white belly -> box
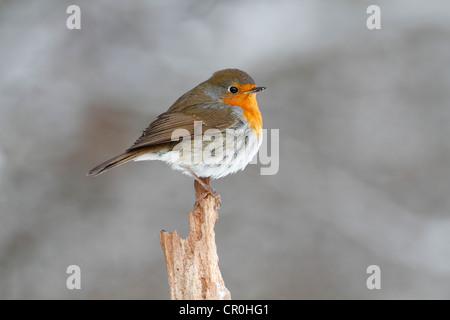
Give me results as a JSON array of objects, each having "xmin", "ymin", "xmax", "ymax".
[{"xmin": 134, "ymin": 126, "xmax": 263, "ymax": 179}]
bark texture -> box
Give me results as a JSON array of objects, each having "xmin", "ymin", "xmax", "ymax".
[{"xmin": 159, "ymin": 178, "xmax": 231, "ymax": 300}]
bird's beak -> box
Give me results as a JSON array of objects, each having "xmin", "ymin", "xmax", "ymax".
[{"xmin": 245, "ymin": 86, "xmax": 266, "ymax": 94}]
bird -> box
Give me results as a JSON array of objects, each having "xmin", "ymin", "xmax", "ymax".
[{"xmin": 87, "ymin": 68, "xmax": 266, "ymax": 202}]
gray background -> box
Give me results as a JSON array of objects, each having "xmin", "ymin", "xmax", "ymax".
[{"xmin": 1, "ymin": 0, "xmax": 449, "ymax": 299}]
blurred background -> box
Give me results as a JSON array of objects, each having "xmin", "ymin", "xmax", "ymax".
[{"xmin": 1, "ymin": 0, "xmax": 449, "ymax": 299}]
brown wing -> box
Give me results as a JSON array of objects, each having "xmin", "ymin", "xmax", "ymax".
[{"xmin": 127, "ymin": 110, "xmax": 237, "ymax": 151}]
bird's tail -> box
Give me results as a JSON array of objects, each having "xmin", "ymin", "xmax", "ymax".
[{"xmin": 87, "ymin": 149, "xmax": 147, "ymax": 177}]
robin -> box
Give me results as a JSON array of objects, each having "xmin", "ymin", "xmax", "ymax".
[{"xmin": 88, "ymin": 68, "xmax": 266, "ymax": 202}]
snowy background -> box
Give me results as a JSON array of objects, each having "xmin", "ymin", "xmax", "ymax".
[{"xmin": 1, "ymin": 0, "xmax": 449, "ymax": 299}]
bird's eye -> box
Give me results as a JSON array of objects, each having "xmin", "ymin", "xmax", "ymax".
[{"xmin": 228, "ymin": 86, "xmax": 238, "ymax": 94}]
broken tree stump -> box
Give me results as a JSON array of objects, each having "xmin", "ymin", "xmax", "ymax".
[{"xmin": 159, "ymin": 177, "xmax": 231, "ymax": 300}]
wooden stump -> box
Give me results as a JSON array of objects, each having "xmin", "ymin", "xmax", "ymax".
[{"xmin": 159, "ymin": 178, "xmax": 231, "ymax": 300}]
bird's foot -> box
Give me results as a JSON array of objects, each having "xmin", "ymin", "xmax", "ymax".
[
  {"xmin": 182, "ymin": 166, "xmax": 221, "ymax": 208},
  {"xmin": 195, "ymin": 187, "xmax": 221, "ymax": 208}
]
